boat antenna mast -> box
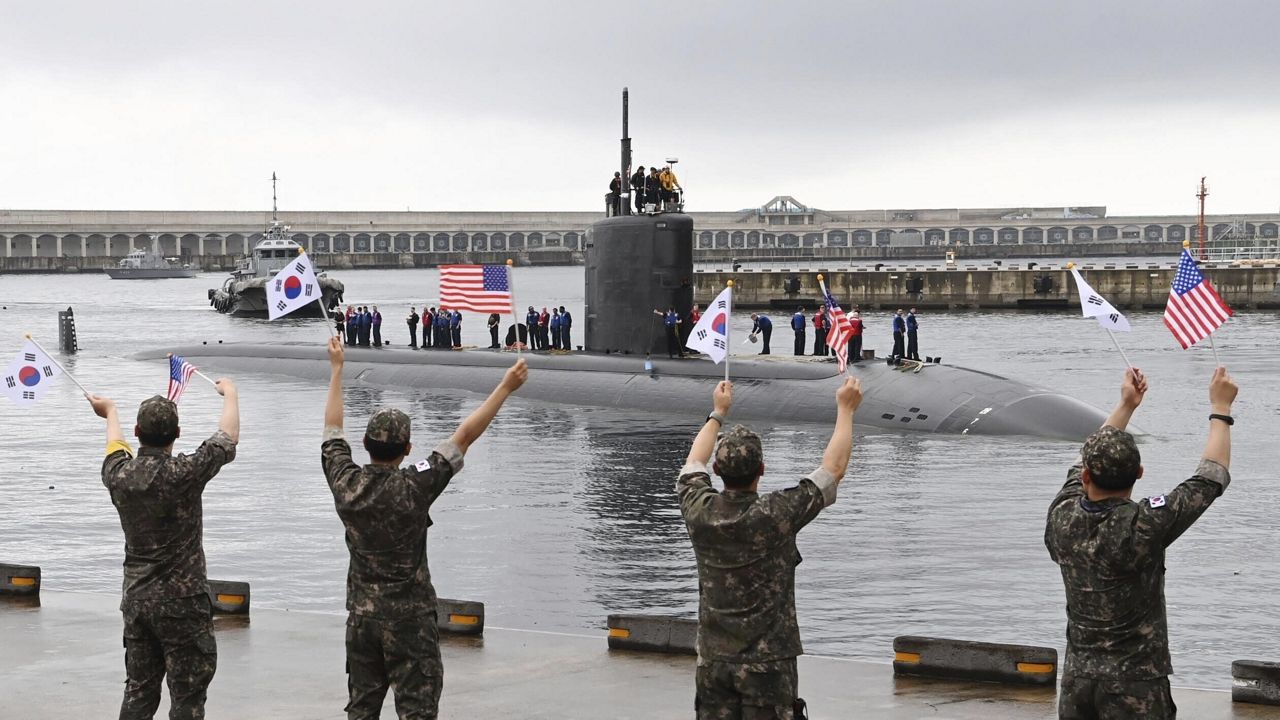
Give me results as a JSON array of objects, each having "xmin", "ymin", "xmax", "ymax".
[
  {"xmin": 621, "ymin": 88, "xmax": 632, "ymax": 216},
  {"xmin": 271, "ymin": 171, "xmax": 279, "ymax": 223},
  {"xmin": 1196, "ymin": 176, "xmax": 1208, "ymax": 261}
]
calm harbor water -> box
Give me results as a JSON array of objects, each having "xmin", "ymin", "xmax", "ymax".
[{"xmin": 0, "ymin": 266, "xmax": 1276, "ymax": 688}]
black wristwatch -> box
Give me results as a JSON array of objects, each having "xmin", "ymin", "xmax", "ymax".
[
  {"xmin": 707, "ymin": 412, "xmax": 726, "ymax": 425},
  {"xmin": 1209, "ymin": 413, "xmax": 1234, "ymax": 426}
]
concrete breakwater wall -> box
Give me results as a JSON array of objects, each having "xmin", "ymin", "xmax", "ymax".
[
  {"xmin": 697, "ymin": 240, "xmax": 1190, "ymax": 263},
  {"xmin": 696, "ymin": 264, "xmax": 1280, "ymax": 310},
  {"xmin": 0, "ymin": 249, "xmax": 582, "ymax": 274}
]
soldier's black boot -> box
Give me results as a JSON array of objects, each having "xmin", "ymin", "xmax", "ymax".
[{"xmin": 793, "ymin": 697, "xmax": 808, "ymax": 719}]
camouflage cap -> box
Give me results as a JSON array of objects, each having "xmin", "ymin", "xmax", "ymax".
[
  {"xmin": 365, "ymin": 408, "xmax": 411, "ymax": 445},
  {"xmin": 714, "ymin": 424, "xmax": 764, "ymax": 481},
  {"xmin": 137, "ymin": 395, "xmax": 179, "ymax": 436},
  {"xmin": 1081, "ymin": 425, "xmax": 1141, "ymax": 488}
]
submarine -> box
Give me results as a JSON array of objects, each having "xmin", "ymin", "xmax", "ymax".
[{"xmin": 143, "ymin": 90, "xmax": 1108, "ymax": 442}]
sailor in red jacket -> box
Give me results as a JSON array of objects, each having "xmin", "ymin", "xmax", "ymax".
[
  {"xmin": 848, "ymin": 311, "xmax": 864, "ymax": 363},
  {"xmin": 812, "ymin": 309, "xmax": 828, "ymax": 357}
]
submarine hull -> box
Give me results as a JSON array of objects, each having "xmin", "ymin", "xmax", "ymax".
[{"xmin": 141, "ymin": 343, "xmax": 1107, "ymax": 441}]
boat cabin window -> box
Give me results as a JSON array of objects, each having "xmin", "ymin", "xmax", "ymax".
[{"xmin": 275, "ymin": 249, "xmax": 292, "ymax": 258}]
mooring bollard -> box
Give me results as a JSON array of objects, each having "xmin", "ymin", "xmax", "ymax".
[
  {"xmin": 437, "ymin": 598, "xmax": 484, "ymax": 635},
  {"xmin": 0, "ymin": 563, "xmax": 41, "ymax": 597},
  {"xmin": 1233, "ymin": 660, "xmax": 1280, "ymax": 706},
  {"xmin": 893, "ymin": 636, "xmax": 1058, "ymax": 686},
  {"xmin": 606, "ymin": 614, "xmax": 697, "ymax": 655},
  {"xmin": 207, "ymin": 579, "xmax": 250, "ymax": 615}
]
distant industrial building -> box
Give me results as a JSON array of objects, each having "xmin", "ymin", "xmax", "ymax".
[{"xmin": 2, "ymin": 197, "xmax": 1277, "ymax": 258}]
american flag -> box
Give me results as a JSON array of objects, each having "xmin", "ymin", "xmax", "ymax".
[
  {"xmin": 1163, "ymin": 249, "xmax": 1233, "ymax": 349},
  {"xmin": 439, "ymin": 265, "xmax": 513, "ymax": 314},
  {"xmin": 167, "ymin": 355, "xmax": 198, "ymax": 404},
  {"xmin": 823, "ymin": 292, "xmax": 855, "ymax": 373}
]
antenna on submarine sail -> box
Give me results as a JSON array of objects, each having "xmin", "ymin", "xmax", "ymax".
[{"xmin": 584, "ymin": 89, "xmax": 694, "ymax": 356}]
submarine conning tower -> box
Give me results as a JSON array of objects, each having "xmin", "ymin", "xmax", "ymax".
[{"xmin": 584, "ymin": 213, "xmax": 694, "ymax": 356}]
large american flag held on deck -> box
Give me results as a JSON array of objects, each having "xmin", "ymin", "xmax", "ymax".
[
  {"xmin": 439, "ymin": 265, "xmax": 513, "ymax": 314},
  {"xmin": 167, "ymin": 355, "xmax": 198, "ymax": 404},
  {"xmin": 1163, "ymin": 249, "xmax": 1233, "ymax": 349},
  {"xmin": 823, "ymin": 292, "xmax": 855, "ymax": 373}
]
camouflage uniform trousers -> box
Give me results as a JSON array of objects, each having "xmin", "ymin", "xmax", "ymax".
[
  {"xmin": 695, "ymin": 659, "xmax": 802, "ymax": 720},
  {"xmin": 119, "ymin": 594, "xmax": 217, "ymax": 720},
  {"xmin": 345, "ymin": 611, "xmax": 443, "ymax": 720},
  {"xmin": 1059, "ymin": 675, "xmax": 1177, "ymax": 719}
]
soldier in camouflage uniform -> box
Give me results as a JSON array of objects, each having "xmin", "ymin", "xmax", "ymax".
[
  {"xmin": 321, "ymin": 336, "xmax": 527, "ymax": 719},
  {"xmin": 676, "ymin": 377, "xmax": 862, "ymax": 720},
  {"xmin": 88, "ymin": 381, "xmax": 240, "ymax": 720},
  {"xmin": 1046, "ymin": 366, "xmax": 1237, "ymax": 719}
]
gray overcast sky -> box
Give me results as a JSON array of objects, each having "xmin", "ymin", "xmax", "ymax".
[{"xmin": 2, "ymin": 0, "xmax": 1277, "ymax": 215}]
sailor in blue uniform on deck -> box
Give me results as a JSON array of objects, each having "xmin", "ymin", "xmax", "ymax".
[
  {"xmin": 791, "ymin": 307, "xmax": 806, "ymax": 356},
  {"xmin": 891, "ymin": 309, "xmax": 906, "ymax": 358},
  {"xmin": 906, "ymin": 307, "xmax": 920, "ymax": 361},
  {"xmin": 750, "ymin": 314, "xmax": 772, "ymax": 355}
]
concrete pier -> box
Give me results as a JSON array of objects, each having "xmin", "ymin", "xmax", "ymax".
[
  {"xmin": 2, "ymin": 592, "xmax": 1270, "ymax": 719},
  {"xmin": 697, "ymin": 264, "xmax": 1280, "ymax": 310}
]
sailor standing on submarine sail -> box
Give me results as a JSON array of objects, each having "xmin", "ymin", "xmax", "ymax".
[
  {"xmin": 322, "ymin": 336, "xmax": 527, "ymax": 719},
  {"xmin": 676, "ymin": 376, "xmax": 860, "ymax": 720},
  {"xmin": 891, "ymin": 309, "xmax": 906, "ymax": 358},
  {"xmin": 1046, "ymin": 366, "xmax": 1238, "ymax": 720},
  {"xmin": 90, "ymin": 380, "xmax": 240, "ymax": 720}
]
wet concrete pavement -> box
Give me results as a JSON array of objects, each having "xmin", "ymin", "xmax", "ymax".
[{"xmin": 2, "ymin": 592, "xmax": 1273, "ymax": 719}]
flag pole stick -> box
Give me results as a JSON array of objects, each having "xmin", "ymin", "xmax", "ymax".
[
  {"xmin": 507, "ymin": 260, "xmax": 521, "ymax": 358},
  {"xmin": 303, "ymin": 250, "xmax": 338, "ymax": 338},
  {"xmin": 1105, "ymin": 330, "xmax": 1133, "ymax": 369},
  {"xmin": 167, "ymin": 353, "xmax": 218, "ymax": 388},
  {"xmin": 23, "ymin": 333, "xmax": 91, "ymax": 396},
  {"xmin": 1207, "ymin": 331, "xmax": 1221, "ymax": 366},
  {"xmin": 724, "ymin": 280, "xmax": 733, "ymax": 383}
]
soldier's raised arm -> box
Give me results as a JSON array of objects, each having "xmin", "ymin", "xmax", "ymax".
[
  {"xmin": 448, "ymin": 358, "xmax": 527, "ymax": 454},
  {"xmin": 819, "ymin": 377, "xmax": 860, "ymax": 487},
  {"xmin": 324, "ymin": 336, "xmax": 346, "ymax": 434},
  {"xmin": 214, "ymin": 378, "xmax": 239, "ymax": 444}
]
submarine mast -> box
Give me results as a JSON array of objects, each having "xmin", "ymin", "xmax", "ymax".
[{"xmin": 584, "ymin": 90, "xmax": 694, "ymax": 356}]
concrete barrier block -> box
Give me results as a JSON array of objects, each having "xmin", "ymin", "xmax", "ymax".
[
  {"xmin": 207, "ymin": 579, "xmax": 250, "ymax": 615},
  {"xmin": 893, "ymin": 635, "xmax": 1057, "ymax": 686},
  {"xmin": 0, "ymin": 563, "xmax": 41, "ymax": 597},
  {"xmin": 1233, "ymin": 660, "xmax": 1280, "ymax": 706},
  {"xmin": 606, "ymin": 614, "xmax": 697, "ymax": 655},
  {"xmin": 437, "ymin": 598, "xmax": 484, "ymax": 635}
]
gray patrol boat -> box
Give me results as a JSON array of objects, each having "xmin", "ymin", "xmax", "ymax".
[
  {"xmin": 208, "ymin": 176, "xmax": 344, "ymax": 317},
  {"xmin": 105, "ymin": 237, "xmax": 197, "ymax": 279}
]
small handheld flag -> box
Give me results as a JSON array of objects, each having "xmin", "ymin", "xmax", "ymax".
[
  {"xmin": 1069, "ymin": 267, "xmax": 1131, "ymax": 332},
  {"xmin": 817, "ymin": 275, "xmax": 854, "ymax": 373},
  {"xmin": 166, "ymin": 355, "xmax": 199, "ymax": 403},
  {"xmin": 686, "ymin": 285, "xmax": 733, "ymax": 367},
  {"xmin": 267, "ymin": 251, "xmax": 324, "ymax": 320},
  {"xmin": 1163, "ymin": 248, "xmax": 1233, "ymax": 350},
  {"xmin": 3, "ymin": 339, "xmax": 64, "ymax": 406}
]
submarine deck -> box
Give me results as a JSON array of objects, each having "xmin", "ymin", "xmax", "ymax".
[{"xmin": 3, "ymin": 592, "xmax": 1269, "ymax": 719}]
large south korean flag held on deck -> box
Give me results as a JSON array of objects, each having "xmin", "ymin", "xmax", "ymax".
[
  {"xmin": 1070, "ymin": 267, "xmax": 1131, "ymax": 332},
  {"xmin": 267, "ymin": 251, "xmax": 322, "ymax": 319},
  {"xmin": 2, "ymin": 340, "xmax": 61, "ymax": 406},
  {"xmin": 686, "ymin": 286, "xmax": 732, "ymax": 364}
]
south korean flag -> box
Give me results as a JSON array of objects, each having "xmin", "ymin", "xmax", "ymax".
[
  {"xmin": 685, "ymin": 286, "xmax": 732, "ymax": 364},
  {"xmin": 2, "ymin": 340, "xmax": 61, "ymax": 407},
  {"xmin": 266, "ymin": 251, "xmax": 322, "ymax": 320},
  {"xmin": 1070, "ymin": 267, "xmax": 1131, "ymax": 332}
]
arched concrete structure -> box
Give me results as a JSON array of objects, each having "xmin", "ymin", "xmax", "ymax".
[
  {"xmin": 948, "ymin": 228, "xmax": 969, "ymax": 245},
  {"xmin": 1047, "ymin": 227, "xmax": 1068, "ymax": 244},
  {"xmin": 803, "ymin": 232, "xmax": 822, "ymax": 247},
  {"xmin": 973, "ymin": 228, "xmax": 994, "ymax": 245},
  {"xmin": 452, "ymin": 232, "xmax": 469, "ymax": 251},
  {"xmin": 715, "ymin": 231, "xmax": 729, "ymax": 248},
  {"xmin": 1023, "ymin": 227, "xmax": 1044, "ymax": 244},
  {"xmin": 1073, "ymin": 226, "xmax": 1094, "ymax": 242},
  {"xmin": 853, "ymin": 230, "xmax": 873, "ymax": 246},
  {"xmin": 491, "ymin": 232, "xmax": 507, "ymax": 251},
  {"xmin": 997, "ymin": 227, "xmax": 1018, "ymax": 245},
  {"xmin": 1144, "ymin": 224, "xmax": 1164, "ymax": 242},
  {"xmin": 472, "ymin": 233, "xmax": 488, "ymax": 251}
]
